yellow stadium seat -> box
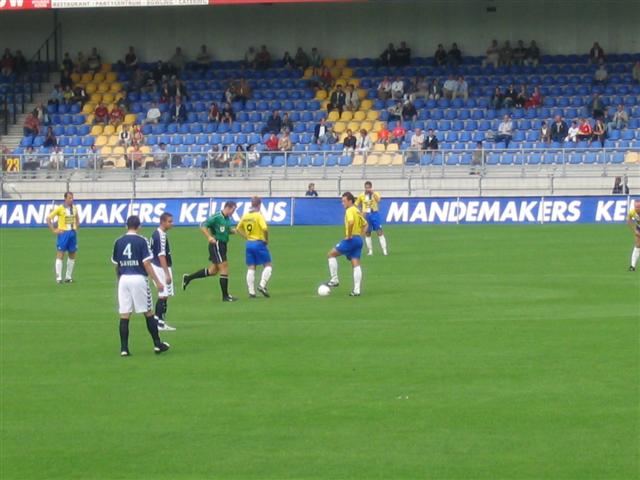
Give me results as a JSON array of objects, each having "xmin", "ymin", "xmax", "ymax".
[
  {"xmin": 333, "ymin": 121, "xmax": 346, "ymax": 133},
  {"xmin": 373, "ymin": 121, "xmax": 385, "ymax": 131},
  {"xmin": 352, "ymin": 154, "xmax": 365, "ymax": 166},
  {"xmin": 341, "ymin": 68, "xmax": 353, "ymax": 78},
  {"xmin": 113, "ymin": 146, "xmax": 125, "ymax": 155},
  {"xmin": 110, "ymin": 83, "xmax": 122, "ymax": 93},
  {"xmin": 100, "ymin": 146, "xmax": 112, "ymax": 156},
  {"xmin": 323, "ymin": 58, "xmax": 335, "ymax": 68},
  {"xmin": 103, "ymin": 125, "xmax": 116, "ymax": 136},
  {"xmin": 81, "ymin": 73, "xmax": 93, "ymax": 83},
  {"xmin": 373, "ymin": 143, "xmax": 386, "ymax": 152},
  {"xmin": 105, "ymin": 72, "xmax": 117, "ymax": 83},
  {"xmin": 93, "ymin": 72, "xmax": 105, "ymax": 83},
  {"xmin": 102, "ymin": 93, "xmax": 114, "ymax": 104},
  {"xmin": 141, "ymin": 146, "xmax": 152, "ymax": 154},
  {"xmin": 369, "ymin": 132, "xmax": 379, "ymax": 143},
  {"xmin": 391, "ymin": 154, "xmax": 404, "ymax": 165},
  {"xmin": 334, "ymin": 59, "xmax": 347, "ymax": 68},
  {"xmin": 360, "ymin": 121, "xmax": 373, "ymax": 132},
  {"xmin": 361, "ymin": 99, "xmax": 373, "ymax": 111},
  {"xmin": 70, "ymin": 73, "xmax": 81, "ymax": 83},
  {"xmin": 334, "ymin": 78, "xmax": 346, "ymax": 87},
  {"xmin": 82, "ymin": 103, "xmax": 95, "ymax": 115},
  {"xmin": 346, "ymin": 121, "xmax": 360, "ymax": 132},
  {"xmin": 367, "ymin": 110, "xmax": 380, "ymax": 121},
  {"xmin": 387, "ymin": 143, "xmax": 399, "ymax": 152},
  {"xmin": 90, "ymin": 93, "xmax": 102, "ymax": 103},
  {"xmin": 327, "ymin": 111, "xmax": 340, "ymax": 122},
  {"xmin": 100, "ymin": 63, "xmax": 112, "ymax": 72},
  {"xmin": 315, "ymin": 90, "xmax": 327, "ymax": 101},
  {"xmin": 321, "ymin": 100, "xmax": 330, "ymax": 110},
  {"xmin": 358, "ymin": 89, "xmax": 369, "ymax": 102},
  {"xmin": 338, "ymin": 132, "xmax": 348, "ymax": 143},
  {"xmin": 353, "ymin": 111, "xmax": 366, "ymax": 121},
  {"xmin": 366, "ymin": 153, "xmax": 380, "ymax": 166},
  {"xmin": 108, "ymin": 135, "xmax": 119, "ymax": 146},
  {"xmin": 85, "ymin": 83, "xmax": 97, "ymax": 94},
  {"xmin": 90, "ymin": 125, "xmax": 103, "ymax": 136},
  {"xmin": 303, "ymin": 67, "xmax": 314, "ymax": 79},
  {"xmin": 340, "ymin": 111, "xmax": 353, "ymax": 121},
  {"xmin": 114, "ymin": 124, "xmax": 124, "ymax": 134},
  {"xmin": 124, "ymin": 114, "xmax": 137, "ymax": 125},
  {"xmin": 115, "ymin": 158, "xmax": 127, "ymax": 168},
  {"xmin": 85, "ymin": 114, "xmax": 95, "ymax": 124},
  {"xmin": 346, "ymin": 77, "xmax": 358, "ymax": 87},
  {"xmin": 330, "ymin": 67, "xmax": 341, "ymax": 78},
  {"xmin": 95, "ymin": 135, "xmax": 108, "ymax": 147},
  {"xmin": 378, "ymin": 154, "xmax": 392, "ymax": 166},
  {"xmin": 97, "ymin": 83, "xmax": 109, "ymax": 93},
  {"xmin": 624, "ymin": 152, "xmax": 639, "ymax": 163}
]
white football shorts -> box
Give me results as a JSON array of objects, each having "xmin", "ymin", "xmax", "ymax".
[
  {"xmin": 118, "ymin": 275, "xmax": 152, "ymax": 314},
  {"xmin": 151, "ymin": 264, "xmax": 174, "ymax": 297}
]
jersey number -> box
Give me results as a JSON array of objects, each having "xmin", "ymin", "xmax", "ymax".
[
  {"xmin": 246, "ymin": 224, "xmax": 253, "ymax": 232},
  {"xmin": 123, "ymin": 243, "xmax": 132, "ymax": 259}
]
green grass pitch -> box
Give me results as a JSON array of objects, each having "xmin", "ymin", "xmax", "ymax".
[{"xmin": 1, "ymin": 224, "xmax": 638, "ymax": 479}]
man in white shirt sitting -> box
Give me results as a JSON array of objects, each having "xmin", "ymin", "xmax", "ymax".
[
  {"xmin": 495, "ymin": 114, "xmax": 514, "ymax": 148},
  {"xmin": 391, "ymin": 76, "xmax": 404, "ymax": 100},
  {"xmin": 47, "ymin": 146, "xmax": 65, "ymax": 170},
  {"xmin": 442, "ymin": 75, "xmax": 458, "ymax": 99},
  {"xmin": 453, "ymin": 76, "xmax": 469, "ymax": 101},
  {"xmin": 144, "ymin": 102, "xmax": 161, "ymax": 125}
]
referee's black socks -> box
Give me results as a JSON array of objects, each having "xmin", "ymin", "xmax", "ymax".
[
  {"xmin": 119, "ymin": 319, "xmax": 129, "ymax": 351},
  {"xmin": 187, "ymin": 268, "xmax": 209, "ymax": 281},
  {"xmin": 155, "ymin": 298, "xmax": 167, "ymax": 320},
  {"xmin": 145, "ymin": 314, "xmax": 162, "ymax": 346},
  {"xmin": 220, "ymin": 275, "xmax": 229, "ymax": 297}
]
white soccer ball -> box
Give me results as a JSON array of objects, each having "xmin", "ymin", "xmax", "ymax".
[{"xmin": 317, "ymin": 284, "xmax": 331, "ymax": 296}]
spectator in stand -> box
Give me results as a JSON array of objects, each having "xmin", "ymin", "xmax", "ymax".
[
  {"xmin": 310, "ymin": 47, "xmax": 322, "ymax": 68},
  {"xmin": 525, "ymin": 86, "xmax": 542, "ymax": 109},
  {"xmin": 246, "ymin": 144, "xmax": 260, "ymax": 167},
  {"xmin": 232, "ymin": 145, "xmax": 246, "ymax": 171},
  {"xmin": 491, "ymin": 86, "xmax": 505, "ymax": 109},
  {"xmin": 566, "ymin": 120, "xmax": 579, "ymax": 142},
  {"xmin": 396, "ymin": 41, "xmax": 411, "ymax": 67},
  {"xmin": 256, "ymin": 45, "xmax": 271, "ymax": 70},
  {"xmin": 132, "ymin": 125, "xmax": 144, "ymax": 147},
  {"xmin": 345, "ymin": 84, "xmax": 360, "ymax": 112},
  {"xmin": 392, "ymin": 122, "xmax": 406, "ymax": 145},
  {"xmin": 411, "ymin": 76, "xmax": 429, "ymax": 101},
  {"xmin": 428, "ymin": 79, "xmax": 441, "ymax": 100},
  {"xmin": 294, "ymin": 48, "xmax": 309, "ymax": 69},
  {"xmin": 387, "ymin": 101, "xmax": 402, "ymax": 122},
  {"xmin": 22, "ymin": 146, "xmax": 39, "ymax": 171},
  {"xmin": 159, "ymin": 82, "xmax": 172, "ymax": 103},
  {"xmin": 594, "ymin": 60, "xmax": 608, "ymax": 84},
  {"xmin": 343, "ymin": 129, "xmax": 356, "ymax": 154},
  {"xmin": 224, "ymin": 83, "xmax": 236, "ymax": 105},
  {"xmin": 447, "ymin": 43, "xmax": 462, "ymax": 68},
  {"xmin": 262, "ymin": 110, "xmax": 282, "ymax": 135},
  {"xmin": 524, "ymin": 40, "xmax": 540, "ymax": 67},
  {"xmin": 220, "ymin": 146, "xmax": 232, "ymax": 170},
  {"xmin": 278, "ymin": 132, "xmax": 293, "ymax": 152},
  {"xmin": 196, "ymin": 45, "xmax": 212, "ymax": 71},
  {"xmin": 116, "ymin": 91, "xmax": 130, "ymax": 112},
  {"xmin": 110, "ymin": 104, "xmax": 125, "ymax": 126},
  {"xmin": 550, "ymin": 115, "xmax": 568, "ymax": 143},
  {"xmin": 265, "ymin": 133, "xmax": 279, "ymax": 151},
  {"xmin": 500, "ymin": 41, "xmax": 513, "ymax": 67},
  {"xmin": 173, "ymin": 79, "xmax": 188, "ymax": 100},
  {"xmin": 94, "ymin": 103, "xmax": 109, "ymax": 124},
  {"xmin": 221, "ymin": 103, "xmax": 235, "ymax": 124},
  {"xmin": 633, "ymin": 61, "xmax": 640, "ymax": 84},
  {"xmin": 612, "ymin": 176, "xmax": 630, "ymax": 195},
  {"xmin": 119, "ymin": 124, "xmax": 132, "ymax": 147},
  {"xmin": 129, "ymin": 68, "xmax": 150, "ymax": 93},
  {"xmin": 356, "ymin": 129, "xmax": 373, "ymax": 154},
  {"xmin": 513, "ymin": 40, "xmax": 527, "ymax": 66},
  {"xmin": 144, "ymin": 102, "xmax": 162, "ymax": 125},
  {"xmin": 49, "ymin": 85, "xmax": 63, "ymax": 106},
  {"xmin": 423, "ymin": 129, "xmax": 438, "ymax": 151},
  {"xmin": 377, "ymin": 123, "xmax": 391, "ymax": 145},
  {"xmin": 124, "ymin": 46, "xmax": 138, "ymax": 70},
  {"xmin": 169, "ymin": 47, "xmax": 187, "ymax": 72},
  {"xmin": 13, "ymin": 50, "xmax": 26, "ymax": 77},
  {"xmin": 442, "ymin": 75, "xmax": 457, "ymax": 99},
  {"xmin": 503, "ymin": 84, "xmax": 517, "ymax": 108},
  {"xmin": 75, "ymin": 51, "xmax": 88, "ymax": 74},
  {"xmin": 379, "ymin": 43, "xmax": 396, "ymax": 67},
  {"xmin": 539, "ymin": 121, "xmax": 551, "ymax": 144},
  {"xmin": 608, "ymin": 104, "xmax": 629, "ymax": 134},
  {"xmin": 72, "ymin": 85, "xmax": 87, "ymax": 105},
  {"xmin": 87, "ymin": 47, "xmax": 101, "ymax": 73},
  {"xmin": 434, "ymin": 44, "xmax": 447, "ymax": 67},
  {"xmin": 151, "ymin": 143, "xmax": 170, "ymax": 169},
  {"xmin": 588, "ymin": 93, "xmax": 606, "ymax": 119},
  {"xmin": 236, "ymin": 78, "xmax": 251, "ymax": 106},
  {"xmin": 482, "ymin": 40, "xmax": 500, "ymax": 68},
  {"xmin": 205, "ymin": 102, "xmax": 219, "ymax": 123},
  {"xmin": 402, "ymin": 100, "xmax": 418, "ymax": 122},
  {"xmin": 152, "ymin": 61, "xmax": 168, "ymax": 84},
  {"xmin": 593, "ymin": 118, "xmax": 606, "ymax": 146},
  {"xmin": 471, "ymin": 141, "xmax": 484, "ymax": 174},
  {"xmin": 126, "ymin": 144, "xmax": 144, "ymax": 169},
  {"xmin": 48, "ymin": 147, "xmax": 65, "ymax": 171},
  {"xmin": 576, "ymin": 118, "xmax": 593, "ymax": 142},
  {"xmin": 1, "ymin": 49, "xmax": 14, "ymax": 77},
  {"xmin": 453, "ymin": 76, "xmax": 469, "ymax": 101},
  {"xmin": 318, "ymin": 66, "xmax": 333, "ymax": 91},
  {"xmin": 169, "ymin": 97, "xmax": 187, "ymax": 123},
  {"xmin": 281, "ymin": 112, "xmax": 293, "ymax": 134},
  {"xmin": 495, "ymin": 114, "xmax": 514, "ymax": 147},
  {"xmin": 515, "ymin": 85, "xmax": 527, "ymax": 108},
  {"xmin": 206, "ymin": 144, "xmax": 222, "ymax": 169},
  {"xmin": 43, "ymin": 127, "xmax": 57, "ymax": 148},
  {"xmin": 61, "ymin": 52, "xmax": 74, "ymax": 73},
  {"xmin": 62, "ymin": 85, "xmax": 73, "ymax": 104},
  {"xmin": 407, "ymin": 127, "xmax": 425, "ymax": 163},
  {"xmin": 305, "ymin": 183, "xmax": 319, "ymax": 197},
  {"xmin": 244, "ymin": 47, "xmax": 257, "ymax": 69},
  {"xmin": 314, "ymin": 118, "xmax": 328, "ymax": 144},
  {"xmin": 33, "ymin": 104, "xmax": 49, "ymax": 125},
  {"xmin": 60, "ymin": 68, "xmax": 73, "ymax": 90},
  {"xmin": 282, "ymin": 51, "xmax": 295, "ymax": 70},
  {"xmin": 391, "ymin": 76, "xmax": 404, "ymax": 100},
  {"xmin": 328, "ymin": 85, "xmax": 346, "ymax": 115},
  {"xmin": 377, "ymin": 76, "xmax": 392, "ymax": 100},
  {"xmin": 589, "ymin": 42, "xmax": 605, "ymax": 64}
]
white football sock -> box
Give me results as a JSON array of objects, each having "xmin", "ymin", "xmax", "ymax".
[
  {"xmin": 65, "ymin": 258, "xmax": 75, "ymax": 279},
  {"xmin": 55, "ymin": 259, "xmax": 63, "ymax": 280},
  {"xmin": 328, "ymin": 257, "xmax": 339, "ymax": 283},
  {"xmin": 365, "ymin": 236, "xmax": 373, "ymax": 254},
  {"xmin": 379, "ymin": 235, "xmax": 388, "ymax": 254},
  {"xmin": 632, "ymin": 247, "xmax": 640, "ymax": 268},
  {"xmin": 259, "ymin": 266, "xmax": 272, "ymax": 288},
  {"xmin": 353, "ymin": 265, "xmax": 362, "ymax": 294},
  {"xmin": 246, "ymin": 269, "xmax": 256, "ymax": 295}
]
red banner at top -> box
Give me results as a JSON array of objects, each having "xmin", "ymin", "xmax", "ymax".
[{"xmin": 0, "ymin": 0, "xmax": 51, "ymax": 9}]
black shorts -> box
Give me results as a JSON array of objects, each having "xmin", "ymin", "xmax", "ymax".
[{"xmin": 208, "ymin": 241, "xmax": 228, "ymax": 264}]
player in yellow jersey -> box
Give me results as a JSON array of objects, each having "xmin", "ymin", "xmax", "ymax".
[
  {"xmin": 46, "ymin": 191, "xmax": 79, "ymax": 283},
  {"xmin": 355, "ymin": 181, "xmax": 388, "ymax": 256},
  {"xmin": 326, "ymin": 192, "xmax": 368, "ymax": 296},
  {"xmin": 236, "ymin": 196, "xmax": 273, "ymax": 297},
  {"xmin": 627, "ymin": 199, "xmax": 640, "ymax": 271}
]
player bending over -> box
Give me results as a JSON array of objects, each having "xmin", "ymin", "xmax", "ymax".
[
  {"xmin": 112, "ymin": 215, "xmax": 170, "ymax": 357},
  {"xmin": 356, "ymin": 181, "xmax": 388, "ymax": 256},
  {"xmin": 47, "ymin": 191, "xmax": 79, "ymax": 283},
  {"xmin": 327, "ymin": 192, "xmax": 368, "ymax": 296},
  {"xmin": 150, "ymin": 212, "xmax": 176, "ymax": 331},
  {"xmin": 236, "ymin": 197, "xmax": 273, "ymax": 298},
  {"xmin": 627, "ymin": 199, "xmax": 640, "ymax": 272},
  {"xmin": 182, "ymin": 201, "xmax": 238, "ymax": 302}
]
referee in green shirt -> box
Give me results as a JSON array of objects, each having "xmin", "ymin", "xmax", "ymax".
[{"xmin": 182, "ymin": 201, "xmax": 238, "ymax": 302}]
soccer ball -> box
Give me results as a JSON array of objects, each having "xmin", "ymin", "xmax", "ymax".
[{"xmin": 317, "ymin": 284, "xmax": 331, "ymax": 296}]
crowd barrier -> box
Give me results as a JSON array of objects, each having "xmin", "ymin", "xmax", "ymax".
[{"xmin": 0, "ymin": 195, "xmax": 636, "ymax": 228}]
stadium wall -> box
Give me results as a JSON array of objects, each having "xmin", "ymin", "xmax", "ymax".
[{"xmin": 1, "ymin": 0, "xmax": 638, "ymax": 62}]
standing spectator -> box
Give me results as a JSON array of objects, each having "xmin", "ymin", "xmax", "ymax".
[
  {"xmin": 310, "ymin": 47, "xmax": 322, "ymax": 68},
  {"xmin": 159, "ymin": 82, "xmax": 172, "ymax": 103},
  {"xmin": 500, "ymin": 41, "xmax": 513, "ymax": 66},
  {"xmin": 345, "ymin": 84, "xmax": 360, "ymax": 112},
  {"xmin": 402, "ymin": 100, "xmax": 417, "ymax": 122},
  {"xmin": 513, "ymin": 40, "xmax": 527, "ymax": 66},
  {"xmin": 328, "ymin": 85, "xmax": 346, "ymax": 115},
  {"xmin": 343, "ymin": 129, "xmax": 356, "ymax": 154},
  {"xmin": 428, "ymin": 79, "xmax": 441, "ymax": 100},
  {"xmin": 594, "ymin": 60, "xmax": 608, "ymax": 84},
  {"xmin": 314, "ymin": 117, "xmax": 328, "ymax": 143},
  {"xmin": 75, "ymin": 51, "xmax": 88, "ymax": 73},
  {"xmin": 43, "ymin": 126, "xmax": 57, "ymax": 148},
  {"xmin": 256, "ymin": 45, "xmax": 271, "ymax": 70},
  {"xmin": 491, "ymin": 86, "xmax": 505, "ymax": 109},
  {"xmin": 379, "ymin": 43, "xmax": 396, "ymax": 67},
  {"xmin": 633, "ymin": 61, "xmax": 640, "ymax": 84},
  {"xmin": 87, "ymin": 47, "xmax": 101, "ymax": 73},
  {"xmin": 589, "ymin": 42, "xmax": 605, "ymax": 64},
  {"xmin": 566, "ymin": 121, "xmax": 579, "ymax": 142},
  {"xmin": 144, "ymin": 102, "xmax": 162, "ymax": 125},
  {"xmin": 262, "ymin": 110, "xmax": 282, "ymax": 135},
  {"xmin": 524, "ymin": 86, "xmax": 542, "ymax": 109},
  {"xmin": 318, "ymin": 66, "xmax": 333, "ymax": 91},
  {"xmin": 453, "ymin": 76, "xmax": 469, "ymax": 101},
  {"xmin": 471, "ymin": 141, "xmax": 484, "ymax": 174},
  {"xmin": 1, "ymin": 49, "xmax": 15, "ymax": 77},
  {"xmin": 524, "ymin": 41, "xmax": 540, "ymax": 67},
  {"xmin": 281, "ymin": 112, "xmax": 293, "ymax": 134},
  {"xmin": 169, "ymin": 47, "xmax": 187, "ymax": 72},
  {"xmin": 447, "ymin": 43, "xmax": 462, "ymax": 68},
  {"xmin": 550, "ymin": 115, "xmax": 568, "ymax": 143},
  {"xmin": 396, "ymin": 41, "xmax": 411, "ymax": 66},
  {"xmin": 169, "ymin": 97, "xmax": 187, "ymax": 123},
  {"xmin": 94, "ymin": 103, "xmax": 109, "ymax": 124},
  {"xmin": 482, "ymin": 40, "xmax": 500, "ymax": 68},
  {"xmin": 377, "ymin": 76, "xmax": 392, "ymax": 100},
  {"xmin": 278, "ymin": 132, "xmax": 293, "ymax": 152},
  {"xmin": 110, "ymin": 104, "xmax": 125, "ymax": 126},
  {"xmin": 592, "ymin": 118, "xmax": 606, "ymax": 146},
  {"xmin": 294, "ymin": 48, "xmax": 309, "ymax": 69},
  {"xmin": 12, "ymin": 50, "xmax": 26, "ymax": 77},
  {"xmin": 539, "ymin": 121, "xmax": 551, "ymax": 143},
  {"xmin": 60, "ymin": 68, "xmax": 73, "ymax": 90},
  {"xmin": 442, "ymin": 75, "xmax": 457, "ymax": 99},
  {"xmin": 612, "ymin": 177, "xmax": 630, "ymax": 195},
  {"xmin": 265, "ymin": 133, "xmax": 278, "ymax": 151},
  {"xmin": 495, "ymin": 114, "xmax": 514, "ymax": 147},
  {"xmin": 588, "ymin": 93, "xmax": 606, "ymax": 119},
  {"xmin": 434, "ymin": 44, "xmax": 447, "ymax": 67},
  {"xmin": 356, "ymin": 129, "xmax": 373, "ymax": 154},
  {"xmin": 576, "ymin": 118, "xmax": 593, "ymax": 142},
  {"xmin": 124, "ymin": 46, "xmax": 138, "ymax": 70},
  {"xmin": 305, "ymin": 183, "xmax": 319, "ymax": 197},
  {"xmin": 244, "ymin": 47, "xmax": 257, "ymax": 69},
  {"xmin": 196, "ymin": 45, "xmax": 212, "ymax": 71},
  {"xmin": 391, "ymin": 76, "xmax": 404, "ymax": 100},
  {"xmin": 392, "ymin": 122, "xmax": 406, "ymax": 144},
  {"xmin": 33, "ymin": 104, "xmax": 49, "ymax": 125},
  {"xmin": 608, "ymin": 104, "xmax": 629, "ymax": 134},
  {"xmin": 423, "ymin": 129, "xmax": 438, "ymax": 151}
]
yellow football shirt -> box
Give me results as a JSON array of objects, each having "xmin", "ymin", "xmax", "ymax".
[
  {"xmin": 48, "ymin": 204, "xmax": 78, "ymax": 231},
  {"xmin": 345, "ymin": 206, "xmax": 367, "ymax": 237},
  {"xmin": 628, "ymin": 208, "xmax": 640, "ymax": 229},
  {"xmin": 355, "ymin": 192, "xmax": 380, "ymax": 213},
  {"xmin": 238, "ymin": 211, "xmax": 268, "ymax": 241}
]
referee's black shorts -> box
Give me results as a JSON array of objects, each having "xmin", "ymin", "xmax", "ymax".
[{"xmin": 208, "ymin": 241, "xmax": 228, "ymax": 264}]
